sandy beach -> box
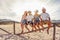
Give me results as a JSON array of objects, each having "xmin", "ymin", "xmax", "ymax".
[{"xmin": 0, "ymin": 23, "xmax": 60, "ymax": 40}]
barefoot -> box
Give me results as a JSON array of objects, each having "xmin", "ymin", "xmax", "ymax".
[
  {"xmin": 38, "ymin": 28, "xmax": 41, "ymax": 32},
  {"xmin": 34, "ymin": 28, "xmax": 37, "ymax": 32},
  {"xmin": 28, "ymin": 30, "xmax": 30, "ymax": 32},
  {"xmin": 32, "ymin": 29, "xmax": 34, "ymax": 31}
]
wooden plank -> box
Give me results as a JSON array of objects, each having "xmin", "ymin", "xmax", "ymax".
[
  {"xmin": 16, "ymin": 23, "xmax": 56, "ymax": 40},
  {"xmin": 53, "ymin": 23, "xmax": 56, "ymax": 40},
  {"xmin": 13, "ymin": 22, "xmax": 15, "ymax": 34},
  {"xmin": 0, "ymin": 28, "xmax": 11, "ymax": 34},
  {"xmin": 16, "ymin": 27, "xmax": 48, "ymax": 35}
]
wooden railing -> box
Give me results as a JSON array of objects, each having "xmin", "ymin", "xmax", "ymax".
[{"xmin": 0, "ymin": 21, "xmax": 60, "ymax": 40}]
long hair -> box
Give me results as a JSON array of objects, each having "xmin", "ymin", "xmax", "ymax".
[{"xmin": 24, "ymin": 11, "xmax": 28, "ymax": 16}]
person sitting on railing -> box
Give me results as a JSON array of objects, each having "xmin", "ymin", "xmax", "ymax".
[
  {"xmin": 26, "ymin": 11, "xmax": 37, "ymax": 31},
  {"xmin": 40, "ymin": 7, "xmax": 51, "ymax": 34},
  {"xmin": 21, "ymin": 11, "xmax": 30, "ymax": 33},
  {"xmin": 33, "ymin": 10, "xmax": 41, "ymax": 32}
]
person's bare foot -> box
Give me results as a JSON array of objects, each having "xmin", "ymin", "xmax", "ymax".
[
  {"xmin": 38, "ymin": 28, "xmax": 41, "ymax": 32},
  {"xmin": 32, "ymin": 29, "xmax": 34, "ymax": 31},
  {"xmin": 39, "ymin": 30, "xmax": 41, "ymax": 32},
  {"xmin": 16, "ymin": 31, "xmax": 23, "ymax": 35},
  {"xmin": 28, "ymin": 30, "xmax": 30, "ymax": 32},
  {"xmin": 35, "ymin": 30, "xmax": 37, "ymax": 32}
]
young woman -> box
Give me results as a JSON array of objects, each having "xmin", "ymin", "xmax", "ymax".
[
  {"xmin": 21, "ymin": 11, "xmax": 30, "ymax": 33},
  {"xmin": 34, "ymin": 10, "xmax": 41, "ymax": 32},
  {"xmin": 26, "ymin": 11, "xmax": 37, "ymax": 31}
]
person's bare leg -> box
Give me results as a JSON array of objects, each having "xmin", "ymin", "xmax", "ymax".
[
  {"xmin": 33, "ymin": 24, "xmax": 37, "ymax": 32},
  {"xmin": 25, "ymin": 24, "xmax": 30, "ymax": 32},
  {"xmin": 37, "ymin": 23, "xmax": 41, "ymax": 32},
  {"xmin": 34, "ymin": 24, "xmax": 37, "ymax": 32},
  {"xmin": 31, "ymin": 24, "xmax": 34, "ymax": 31},
  {"xmin": 21, "ymin": 23, "xmax": 24, "ymax": 33},
  {"xmin": 30, "ymin": 24, "xmax": 36, "ymax": 32},
  {"xmin": 37, "ymin": 23, "xmax": 40, "ymax": 29},
  {"xmin": 40, "ymin": 22, "xmax": 44, "ymax": 31},
  {"xmin": 47, "ymin": 21, "xmax": 51, "ymax": 34},
  {"xmin": 32, "ymin": 25, "xmax": 34, "ymax": 31}
]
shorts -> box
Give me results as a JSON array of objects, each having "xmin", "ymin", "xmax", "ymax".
[
  {"xmin": 34, "ymin": 19, "xmax": 40, "ymax": 24},
  {"xmin": 21, "ymin": 19, "xmax": 27, "ymax": 24},
  {"xmin": 28, "ymin": 21, "xmax": 33, "ymax": 25}
]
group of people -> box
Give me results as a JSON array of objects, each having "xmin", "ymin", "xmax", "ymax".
[{"xmin": 20, "ymin": 8, "xmax": 51, "ymax": 34}]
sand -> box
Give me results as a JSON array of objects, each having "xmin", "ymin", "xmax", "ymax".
[{"xmin": 0, "ymin": 23, "xmax": 60, "ymax": 40}]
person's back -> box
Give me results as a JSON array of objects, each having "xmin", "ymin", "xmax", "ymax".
[
  {"xmin": 34, "ymin": 10, "xmax": 40, "ymax": 22},
  {"xmin": 40, "ymin": 13, "xmax": 50, "ymax": 21},
  {"xmin": 26, "ymin": 15, "xmax": 34, "ymax": 21},
  {"xmin": 26, "ymin": 11, "xmax": 34, "ymax": 22},
  {"xmin": 40, "ymin": 7, "xmax": 51, "ymax": 34}
]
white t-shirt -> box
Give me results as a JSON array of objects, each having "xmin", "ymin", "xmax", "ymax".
[
  {"xmin": 26, "ymin": 15, "xmax": 34, "ymax": 21},
  {"xmin": 40, "ymin": 13, "xmax": 50, "ymax": 20}
]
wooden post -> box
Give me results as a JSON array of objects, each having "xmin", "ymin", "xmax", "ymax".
[
  {"xmin": 13, "ymin": 21, "xmax": 15, "ymax": 34},
  {"xmin": 53, "ymin": 23, "xmax": 56, "ymax": 40}
]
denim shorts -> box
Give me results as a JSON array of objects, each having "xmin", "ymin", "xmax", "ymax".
[
  {"xmin": 34, "ymin": 19, "xmax": 40, "ymax": 24},
  {"xmin": 21, "ymin": 19, "xmax": 27, "ymax": 24}
]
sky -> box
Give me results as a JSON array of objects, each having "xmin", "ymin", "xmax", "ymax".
[{"xmin": 0, "ymin": 0, "xmax": 60, "ymax": 22}]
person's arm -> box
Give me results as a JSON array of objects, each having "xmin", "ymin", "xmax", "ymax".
[
  {"xmin": 40, "ymin": 15, "xmax": 42, "ymax": 21},
  {"xmin": 49, "ymin": 17, "xmax": 51, "ymax": 21},
  {"xmin": 47, "ymin": 13, "xmax": 51, "ymax": 21},
  {"xmin": 31, "ymin": 16, "xmax": 34, "ymax": 22},
  {"xmin": 26, "ymin": 16, "xmax": 28, "ymax": 24}
]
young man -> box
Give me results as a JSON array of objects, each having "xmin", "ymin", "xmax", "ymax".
[
  {"xmin": 26, "ymin": 11, "xmax": 37, "ymax": 31},
  {"xmin": 40, "ymin": 8, "xmax": 51, "ymax": 34},
  {"xmin": 21, "ymin": 11, "xmax": 30, "ymax": 33},
  {"xmin": 34, "ymin": 10, "xmax": 41, "ymax": 31}
]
